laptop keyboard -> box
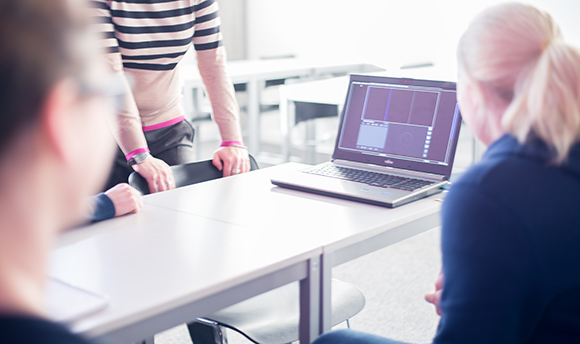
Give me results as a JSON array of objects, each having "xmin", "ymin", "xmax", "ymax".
[{"xmin": 303, "ymin": 165, "xmax": 435, "ymax": 191}]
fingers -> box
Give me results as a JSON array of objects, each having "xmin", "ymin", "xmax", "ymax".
[
  {"xmin": 133, "ymin": 157, "xmax": 175, "ymax": 193},
  {"xmin": 130, "ymin": 186, "xmax": 144, "ymax": 214},
  {"xmin": 424, "ymin": 289, "xmax": 443, "ymax": 316},
  {"xmin": 212, "ymin": 154, "xmax": 223, "ymax": 172},
  {"xmin": 435, "ymin": 272, "xmax": 444, "ymax": 290},
  {"xmin": 222, "ymin": 157, "xmax": 234, "ymax": 177},
  {"xmin": 241, "ymin": 156, "xmax": 251, "ymax": 173},
  {"xmin": 424, "ymin": 291, "xmax": 436, "ymax": 304},
  {"xmin": 214, "ymin": 146, "xmax": 251, "ymax": 177},
  {"xmin": 105, "ymin": 183, "xmax": 143, "ymax": 217}
]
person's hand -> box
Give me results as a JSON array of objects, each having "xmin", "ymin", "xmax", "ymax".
[
  {"xmin": 104, "ymin": 183, "xmax": 143, "ymax": 217},
  {"xmin": 131, "ymin": 156, "xmax": 175, "ymax": 193},
  {"xmin": 212, "ymin": 146, "xmax": 251, "ymax": 177},
  {"xmin": 425, "ymin": 270, "xmax": 444, "ymax": 316}
]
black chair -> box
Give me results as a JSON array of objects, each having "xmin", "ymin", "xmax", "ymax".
[
  {"xmin": 129, "ymin": 156, "xmax": 365, "ymax": 344},
  {"xmin": 128, "ymin": 154, "xmax": 260, "ymax": 195}
]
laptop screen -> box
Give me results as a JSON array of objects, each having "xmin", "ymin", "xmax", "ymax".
[{"xmin": 333, "ymin": 74, "xmax": 462, "ymax": 178}]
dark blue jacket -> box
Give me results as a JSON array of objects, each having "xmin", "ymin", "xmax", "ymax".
[{"xmin": 435, "ymin": 134, "xmax": 580, "ymax": 343}]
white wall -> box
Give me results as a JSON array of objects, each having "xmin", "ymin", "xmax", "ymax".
[{"xmin": 246, "ymin": 0, "xmax": 580, "ymax": 72}]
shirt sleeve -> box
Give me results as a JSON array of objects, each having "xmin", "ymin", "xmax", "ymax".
[
  {"xmin": 193, "ymin": 0, "xmax": 243, "ymax": 142},
  {"xmin": 433, "ymin": 184, "xmax": 544, "ymax": 344},
  {"xmin": 88, "ymin": 193, "xmax": 116, "ymax": 222},
  {"xmin": 88, "ymin": 0, "xmax": 148, "ymax": 157}
]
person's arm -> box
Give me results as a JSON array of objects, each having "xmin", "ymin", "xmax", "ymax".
[
  {"xmin": 192, "ymin": 0, "xmax": 250, "ymax": 177},
  {"xmin": 89, "ymin": 193, "xmax": 115, "ymax": 222},
  {"xmin": 89, "ymin": 0, "xmax": 175, "ymax": 192},
  {"xmin": 433, "ymin": 184, "xmax": 543, "ymax": 344},
  {"xmin": 89, "ymin": 184, "xmax": 143, "ymax": 222}
]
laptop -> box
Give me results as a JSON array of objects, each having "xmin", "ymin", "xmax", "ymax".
[{"xmin": 271, "ymin": 74, "xmax": 462, "ymax": 208}]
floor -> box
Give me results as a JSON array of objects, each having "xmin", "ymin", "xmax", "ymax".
[{"xmin": 154, "ymin": 97, "xmax": 478, "ymax": 344}]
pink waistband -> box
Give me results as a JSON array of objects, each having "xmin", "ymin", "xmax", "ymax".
[{"xmin": 142, "ymin": 115, "xmax": 186, "ymax": 132}]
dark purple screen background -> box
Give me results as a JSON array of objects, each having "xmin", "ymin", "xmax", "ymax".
[{"xmin": 338, "ymin": 82, "xmax": 457, "ymax": 164}]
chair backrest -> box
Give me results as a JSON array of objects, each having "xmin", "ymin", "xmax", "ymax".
[{"xmin": 129, "ymin": 154, "xmax": 259, "ymax": 195}]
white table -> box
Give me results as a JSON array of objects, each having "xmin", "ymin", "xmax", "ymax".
[
  {"xmin": 143, "ymin": 163, "xmax": 443, "ymax": 335},
  {"xmin": 180, "ymin": 57, "xmax": 384, "ymax": 154},
  {"xmin": 49, "ymin": 204, "xmax": 323, "ymax": 343},
  {"xmin": 50, "ymin": 163, "xmax": 442, "ymax": 343}
]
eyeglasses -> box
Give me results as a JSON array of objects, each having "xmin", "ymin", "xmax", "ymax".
[{"xmin": 76, "ymin": 72, "xmax": 125, "ymax": 114}]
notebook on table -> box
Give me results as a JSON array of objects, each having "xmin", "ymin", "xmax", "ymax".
[
  {"xmin": 45, "ymin": 276, "xmax": 109, "ymax": 323},
  {"xmin": 271, "ymin": 74, "xmax": 462, "ymax": 208}
]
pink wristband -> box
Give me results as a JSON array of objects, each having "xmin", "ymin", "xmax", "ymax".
[
  {"xmin": 125, "ymin": 147, "xmax": 150, "ymax": 161},
  {"xmin": 220, "ymin": 141, "xmax": 244, "ymax": 147}
]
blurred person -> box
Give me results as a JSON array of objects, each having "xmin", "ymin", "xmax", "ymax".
[
  {"xmin": 313, "ymin": 2, "xmax": 580, "ymax": 344},
  {"xmin": 0, "ymin": 0, "xmax": 119, "ymax": 342},
  {"xmin": 90, "ymin": 0, "xmax": 250, "ymax": 194}
]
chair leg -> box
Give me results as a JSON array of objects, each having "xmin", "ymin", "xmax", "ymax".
[
  {"xmin": 187, "ymin": 319, "xmax": 227, "ymax": 344},
  {"xmin": 346, "ymin": 318, "xmax": 351, "ymax": 329}
]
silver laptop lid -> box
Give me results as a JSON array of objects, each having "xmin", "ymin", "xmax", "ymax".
[{"xmin": 332, "ymin": 74, "xmax": 462, "ymax": 179}]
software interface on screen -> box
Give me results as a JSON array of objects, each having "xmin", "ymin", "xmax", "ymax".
[{"xmin": 338, "ymin": 81, "xmax": 460, "ymax": 166}]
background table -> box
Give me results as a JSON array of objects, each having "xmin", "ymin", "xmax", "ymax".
[{"xmin": 180, "ymin": 57, "xmax": 384, "ymax": 155}]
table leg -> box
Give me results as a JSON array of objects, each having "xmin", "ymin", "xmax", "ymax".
[
  {"xmin": 320, "ymin": 252, "xmax": 333, "ymax": 333},
  {"xmin": 305, "ymin": 119, "xmax": 317, "ymax": 164},
  {"xmin": 246, "ymin": 78, "xmax": 263, "ymax": 155},
  {"xmin": 279, "ymin": 88, "xmax": 295, "ymax": 162},
  {"xmin": 299, "ymin": 256, "xmax": 321, "ymax": 343}
]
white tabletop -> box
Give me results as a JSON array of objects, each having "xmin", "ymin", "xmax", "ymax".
[
  {"xmin": 49, "ymin": 203, "xmax": 321, "ymax": 343},
  {"xmin": 143, "ymin": 163, "xmax": 442, "ymax": 256},
  {"xmin": 143, "ymin": 163, "xmax": 443, "ymax": 333},
  {"xmin": 50, "ymin": 163, "xmax": 442, "ymax": 343}
]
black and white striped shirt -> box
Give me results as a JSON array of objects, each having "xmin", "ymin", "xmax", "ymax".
[
  {"xmin": 91, "ymin": 0, "xmax": 222, "ymax": 71},
  {"xmin": 88, "ymin": 0, "xmax": 241, "ymax": 155}
]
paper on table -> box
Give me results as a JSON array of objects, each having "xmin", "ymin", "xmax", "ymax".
[{"xmin": 45, "ymin": 276, "xmax": 109, "ymax": 323}]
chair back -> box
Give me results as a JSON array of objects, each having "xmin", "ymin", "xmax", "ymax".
[{"xmin": 129, "ymin": 154, "xmax": 259, "ymax": 195}]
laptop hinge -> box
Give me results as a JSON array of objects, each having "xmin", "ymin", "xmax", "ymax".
[{"xmin": 332, "ymin": 159, "xmax": 447, "ymax": 181}]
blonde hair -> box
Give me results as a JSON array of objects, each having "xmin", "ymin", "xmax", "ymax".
[{"xmin": 457, "ymin": 2, "xmax": 580, "ymax": 164}]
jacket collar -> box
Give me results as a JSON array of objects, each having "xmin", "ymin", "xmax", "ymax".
[{"xmin": 484, "ymin": 134, "xmax": 580, "ymax": 179}]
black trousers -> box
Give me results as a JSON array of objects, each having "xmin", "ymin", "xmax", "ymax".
[{"xmin": 103, "ymin": 119, "xmax": 196, "ymax": 191}]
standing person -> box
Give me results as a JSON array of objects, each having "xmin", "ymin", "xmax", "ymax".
[
  {"xmin": 0, "ymin": 0, "xmax": 119, "ymax": 342},
  {"xmin": 90, "ymin": 0, "xmax": 251, "ymax": 194},
  {"xmin": 313, "ymin": 2, "xmax": 580, "ymax": 344}
]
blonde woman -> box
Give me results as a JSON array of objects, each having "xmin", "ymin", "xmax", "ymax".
[{"xmin": 313, "ymin": 3, "xmax": 580, "ymax": 344}]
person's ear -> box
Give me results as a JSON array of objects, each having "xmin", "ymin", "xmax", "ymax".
[{"xmin": 39, "ymin": 79, "xmax": 79, "ymax": 166}]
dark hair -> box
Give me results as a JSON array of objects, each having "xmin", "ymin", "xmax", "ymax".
[{"xmin": 0, "ymin": 0, "xmax": 91, "ymax": 158}]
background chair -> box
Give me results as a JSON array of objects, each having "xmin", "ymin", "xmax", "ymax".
[
  {"xmin": 129, "ymin": 157, "xmax": 366, "ymax": 344},
  {"xmin": 195, "ymin": 278, "xmax": 365, "ymax": 344}
]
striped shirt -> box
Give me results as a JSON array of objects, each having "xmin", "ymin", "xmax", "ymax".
[{"xmin": 90, "ymin": 0, "xmax": 241, "ymax": 156}]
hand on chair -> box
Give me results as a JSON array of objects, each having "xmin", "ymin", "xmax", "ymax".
[
  {"xmin": 132, "ymin": 156, "xmax": 175, "ymax": 193},
  {"xmin": 213, "ymin": 146, "xmax": 250, "ymax": 177}
]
